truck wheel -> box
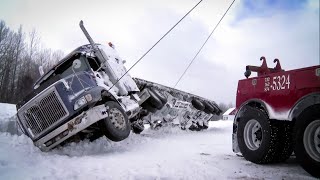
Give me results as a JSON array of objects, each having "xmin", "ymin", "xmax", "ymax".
[
  {"xmin": 202, "ymin": 101, "xmax": 216, "ymax": 114},
  {"xmin": 237, "ymin": 105, "xmax": 279, "ymax": 164},
  {"xmin": 141, "ymin": 102, "xmax": 158, "ymax": 113},
  {"xmin": 151, "ymin": 88, "xmax": 167, "ymax": 105},
  {"xmin": 294, "ymin": 105, "xmax": 320, "ymax": 178},
  {"xmin": 131, "ymin": 120, "xmax": 145, "ymax": 134},
  {"xmin": 191, "ymin": 99, "xmax": 205, "ymax": 111},
  {"xmin": 101, "ymin": 101, "xmax": 131, "ymax": 142},
  {"xmin": 189, "ymin": 123, "xmax": 200, "ymax": 131},
  {"xmin": 145, "ymin": 89, "xmax": 163, "ymax": 109}
]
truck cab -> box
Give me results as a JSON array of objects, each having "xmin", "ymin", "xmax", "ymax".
[{"xmin": 16, "ymin": 22, "xmax": 150, "ymax": 151}]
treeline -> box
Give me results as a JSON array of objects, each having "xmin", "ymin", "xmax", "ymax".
[{"xmin": 0, "ymin": 20, "xmax": 64, "ymax": 104}]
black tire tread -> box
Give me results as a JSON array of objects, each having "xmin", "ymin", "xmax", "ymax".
[
  {"xmin": 202, "ymin": 101, "xmax": 216, "ymax": 114},
  {"xmin": 273, "ymin": 121, "xmax": 294, "ymax": 163},
  {"xmin": 191, "ymin": 99, "xmax": 205, "ymax": 111},
  {"xmin": 150, "ymin": 88, "xmax": 167, "ymax": 105},
  {"xmin": 294, "ymin": 105, "xmax": 320, "ymax": 178},
  {"xmin": 100, "ymin": 101, "xmax": 131, "ymax": 142},
  {"xmin": 237, "ymin": 105, "xmax": 281, "ymax": 164},
  {"xmin": 146, "ymin": 89, "xmax": 163, "ymax": 109}
]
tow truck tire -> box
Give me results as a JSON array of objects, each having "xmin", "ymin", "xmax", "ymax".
[
  {"xmin": 101, "ymin": 101, "xmax": 131, "ymax": 142},
  {"xmin": 294, "ymin": 105, "xmax": 320, "ymax": 178},
  {"xmin": 191, "ymin": 99, "xmax": 205, "ymax": 111},
  {"xmin": 237, "ymin": 105, "xmax": 280, "ymax": 164},
  {"xmin": 273, "ymin": 121, "xmax": 294, "ymax": 163},
  {"xmin": 202, "ymin": 101, "xmax": 216, "ymax": 114}
]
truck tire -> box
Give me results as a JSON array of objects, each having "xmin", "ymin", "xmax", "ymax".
[
  {"xmin": 151, "ymin": 88, "xmax": 167, "ymax": 105},
  {"xmin": 189, "ymin": 123, "xmax": 200, "ymax": 131},
  {"xmin": 273, "ymin": 121, "xmax": 294, "ymax": 163},
  {"xmin": 141, "ymin": 102, "xmax": 158, "ymax": 113},
  {"xmin": 131, "ymin": 120, "xmax": 145, "ymax": 134},
  {"xmin": 202, "ymin": 101, "xmax": 216, "ymax": 114},
  {"xmin": 191, "ymin": 99, "xmax": 205, "ymax": 111},
  {"xmin": 145, "ymin": 89, "xmax": 163, "ymax": 109},
  {"xmin": 237, "ymin": 105, "xmax": 280, "ymax": 164},
  {"xmin": 100, "ymin": 101, "xmax": 131, "ymax": 142},
  {"xmin": 294, "ymin": 105, "xmax": 320, "ymax": 178},
  {"xmin": 209, "ymin": 102, "xmax": 220, "ymax": 115},
  {"xmin": 197, "ymin": 121, "xmax": 208, "ymax": 130}
]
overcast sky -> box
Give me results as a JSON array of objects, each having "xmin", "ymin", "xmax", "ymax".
[{"xmin": 1, "ymin": 0, "xmax": 319, "ymax": 104}]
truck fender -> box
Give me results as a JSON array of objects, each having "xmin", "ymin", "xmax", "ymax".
[
  {"xmin": 232, "ymin": 99, "xmax": 268, "ymax": 154},
  {"xmin": 234, "ymin": 99, "xmax": 269, "ymax": 123},
  {"xmin": 289, "ymin": 92, "xmax": 320, "ymax": 121}
]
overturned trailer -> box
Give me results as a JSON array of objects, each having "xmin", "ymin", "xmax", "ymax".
[{"xmin": 132, "ymin": 78, "xmax": 222, "ymax": 133}]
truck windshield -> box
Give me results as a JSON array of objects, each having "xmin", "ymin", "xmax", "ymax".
[
  {"xmin": 58, "ymin": 56, "xmax": 90, "ymax": 78},
  {"xmin": 34, "ymin": 55, "xmax": 90, "ymax": 88}
]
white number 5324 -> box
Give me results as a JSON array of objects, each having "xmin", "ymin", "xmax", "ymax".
[{"xmin": 271, "ymin": 75, "xmax": 290, "ymax": 91}]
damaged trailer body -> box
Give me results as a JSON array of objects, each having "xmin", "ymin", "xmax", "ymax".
[{"xmin": 133, "ymin": 78, "xmax": 222, "ymax": 132}]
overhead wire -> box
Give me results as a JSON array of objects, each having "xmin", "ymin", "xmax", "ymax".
[
  {"xmin": 108, "ymin": 0, "xmax": 203, "ymax": 91},
  {"xmin": 173, "ymin": 0, "xmax": 236, "ymax": 88}
]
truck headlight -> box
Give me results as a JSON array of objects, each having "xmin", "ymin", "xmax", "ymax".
[
  {"xmin": 74, "ymin": 97, "xmax": 87, "ymax": 110},
  {"xmin": 74, "ymin": 94, "xmax": 92, "ymax": 110}
]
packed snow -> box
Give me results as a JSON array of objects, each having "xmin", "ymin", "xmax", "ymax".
[{"xmin": 0, "ymin": 103, "xmax": 316, "ymax": 180}]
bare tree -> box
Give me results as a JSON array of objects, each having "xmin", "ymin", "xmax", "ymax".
[{"xmin": 0, "ymin": 20, "xmax": 64, "ymax": 103}]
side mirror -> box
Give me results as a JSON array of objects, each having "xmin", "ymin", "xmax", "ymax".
[
  {"xmin": 72, "ymin": 59, "xmax": 82, "ymax": 69},
  {"xmin": 122, "ymin": 60, "xmax": 126, "ymax": 64},
  {"xmin": 39, "ymin": 66, "xmax": 44, "ymax": 76},
  {"xmin": 244, "ymin": 70, "xmax": 251, "ymax": 78}
]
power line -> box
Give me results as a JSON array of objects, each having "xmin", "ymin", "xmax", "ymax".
[
  {"xmin": 173, "ymin": 0, "xmax": 236, "ymax": 88},
  {"xmin": 109, "ymin": 0, "xmax": 203, "ymax": 91}
]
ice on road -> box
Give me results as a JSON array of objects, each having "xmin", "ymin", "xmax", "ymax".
[{"xmin": 0, "ymin": 103, "xmax": 316, "ymax": 180}]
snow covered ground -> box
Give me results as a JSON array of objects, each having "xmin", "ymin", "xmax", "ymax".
[{"xmin": 0, "ymin": 103, "xmax": 316, "ymax": 180}]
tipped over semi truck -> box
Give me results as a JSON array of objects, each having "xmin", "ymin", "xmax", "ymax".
[
  {"xmin": 15, "ymin": 21, "xmax": 221, "ymax": 151},
  {"xmin": 233, "ymin": 57, "xmax": 320, "ymax": 177}
]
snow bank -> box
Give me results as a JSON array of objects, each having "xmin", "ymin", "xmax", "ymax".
[
  {"xmin": 0, "ymin": 103, "xmax": 316, "ymax": 180},
  {"xmin": 0, "ymin": 103, "xmax": 21, "ymax": 135},
  {"xmin": 0, "ymin": 103, "xmax": 16, "ymax": 122}
]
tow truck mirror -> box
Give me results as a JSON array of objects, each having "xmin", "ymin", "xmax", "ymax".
[
  {"xmin": 244, "ymin": 70, "xmax": 251, "ymax": 78},
  {"xmin": 72, "ymin": 59, "xmax": 82, "ymax": 69}
]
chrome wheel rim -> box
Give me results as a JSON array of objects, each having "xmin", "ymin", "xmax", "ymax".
[
  {"xmin": 303, "ymin": 119, "xmax": 320, "ymax": 162},
  {"xmin": 109, "ymin": 108, "xmax": 126, "ymax": 130},
  {"xmin": 244, "ymin": 119, "xmax": 263, "ymax": 151}
]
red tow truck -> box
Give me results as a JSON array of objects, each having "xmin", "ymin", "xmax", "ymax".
[{"xmin": 233, "ymin": 56, "xmax": 320, "ymax": 178}]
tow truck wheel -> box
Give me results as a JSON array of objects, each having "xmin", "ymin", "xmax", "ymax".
[
  {"xmin": 101, "ymin": 101, "xmax": 131, "ymax": 142},
  {"xmin": 237, "ymin": 105, "xmax": 279, "ymax": 164},
  {"xmin": 294, "ymin": 105, "xmax": 320, "ymax": 178},
  {"xmin": 273, "ymin": 121, "xmax": 294, "ymax": 163}
]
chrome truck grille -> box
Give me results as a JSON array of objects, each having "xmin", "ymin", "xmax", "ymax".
[{"xmin": 19, "ymin": 87, "xmax": 69, "ymax": 138}]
